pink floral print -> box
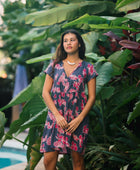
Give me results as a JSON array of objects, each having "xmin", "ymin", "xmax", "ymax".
[{"xmin": 40, "ymin": 60, "xmax": 98, "ymax": 154}]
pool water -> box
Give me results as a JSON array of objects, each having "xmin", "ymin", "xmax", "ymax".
[{"xmin": 0, "ymin": 146, "xmax": 26, "ymax": 169}]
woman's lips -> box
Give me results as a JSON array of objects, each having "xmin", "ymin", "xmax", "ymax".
[{"xmin": 67, "ymin": 46, "xmax": 72, "ymax": 49}]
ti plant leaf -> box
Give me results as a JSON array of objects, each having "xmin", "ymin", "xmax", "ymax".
[
  {"xmin": 128, "ymin": 63, "xmax": 140, "ymax": 69},
  {"xmin": 119, "ymin": 40, "xmax": 140, "ymax": 51}
]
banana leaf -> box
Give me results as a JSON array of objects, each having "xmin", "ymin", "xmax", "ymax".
[
  {"xmin": 62, "ymin": 13, "xmax": 108, "ymax": 28},
  {"xmin": 89, "ymin": 24, "xmax": 136, "ymax": 31},
  {"xmin": 26, "ymin": 53, "xmax": 54, "ymax": 64},
  {"xmin": 82, "ymin": 31, "xmax": 99, "ymax": 53},
  {"xmin": 25, "ymin": 1, "xmax": 115, "ymax": 26},
  {"xmin": 108, "ymin": 49, "xmax": 132, "ymax": 76},
  {"xmin": 125, "ymin": 12, "xmax": 140, "ymax": 22},
  {"xmin": 63, "ymin": 13, "xmax": 135, "ymax": 31},
  {"xmin": 116, "ymin": 0, "xmax": 140, "ymax": 12},
  {"xmin": 96, "ymin": 62, "xmax": 114, "ymax": 95}
]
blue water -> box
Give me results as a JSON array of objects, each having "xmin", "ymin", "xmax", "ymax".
[{"xmin": 0, "ymin": 147, "xmax": 26, "ymax": 169}]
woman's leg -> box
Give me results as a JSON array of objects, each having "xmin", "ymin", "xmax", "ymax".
[
  {"xmin": 44, "ymin": 151, "xmax": 58, "ymax": 170},
  {"xmin": 71, "ymin": 150, "xmax": 85, "ymax": 170}
]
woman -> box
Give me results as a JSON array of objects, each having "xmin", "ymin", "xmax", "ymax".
[{"xmin": 40, "ymin": 29, "xmax": 98, "ymax": 170}]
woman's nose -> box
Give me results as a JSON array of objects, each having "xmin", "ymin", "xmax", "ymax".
[{"xmin": 67, "ymin": 40, "xmax": 71, "ymax": 44}]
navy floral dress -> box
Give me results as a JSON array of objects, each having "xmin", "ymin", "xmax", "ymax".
[{"xmin": 40, "ymin": 60, "xmax": 98, "ymax": 154}]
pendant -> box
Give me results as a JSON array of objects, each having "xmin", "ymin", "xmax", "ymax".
[{"xmin": 67, "ymin": 60, "xmax": 76, "ymax": 65}]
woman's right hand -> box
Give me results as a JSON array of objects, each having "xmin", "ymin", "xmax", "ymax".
[{"xmin": 55, "ymin": 114, "xmax": 68, "ymax": 130}]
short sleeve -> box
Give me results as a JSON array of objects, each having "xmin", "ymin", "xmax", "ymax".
[
  {"xmin": 87, "ymin": 63, "xmax": 98, "ymax": 82},
  {"xmin": 44, "ymin": 60, "xmax": 54, "ymax": 79}
]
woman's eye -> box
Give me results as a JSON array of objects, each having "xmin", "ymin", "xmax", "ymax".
[{"xmin": 63, "ymin": 39, "xmax": 75, "ymax": 42}]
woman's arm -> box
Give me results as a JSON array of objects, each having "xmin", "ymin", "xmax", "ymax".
[
  {"xmin": 42, "ymin": 74, "xmax": 68, "ymax": 129},
  {"xmin": 66, "ymin": 78, "xmax": 96, "ymax": 133}
]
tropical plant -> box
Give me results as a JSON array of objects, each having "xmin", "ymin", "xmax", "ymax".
[{"xmin": 0, "ymin": 0, "xmax": 140, "ymax": 170}]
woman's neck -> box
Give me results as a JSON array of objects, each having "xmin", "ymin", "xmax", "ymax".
[{"xmin": 66, "ymin": 53, "xmax": 80, "ymax": 63}]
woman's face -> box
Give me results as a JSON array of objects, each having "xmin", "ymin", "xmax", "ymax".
[{"xmin": 63, "ymin": 33, "xmax": 80, "ymax": 55}]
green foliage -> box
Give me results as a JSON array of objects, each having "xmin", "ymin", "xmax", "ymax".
[
  {"xmin": 0, "ymin": 112, "xmax": 6, "ymax": 139},
  {"xmin": 96, "ymin": 62, "xmax": 114, "ymax": 95},
  {"xmin": 0, "ymin": 74, "xmax": 45, "ymax": 111},
  {"xmin": 27, "ymin": 137, "xmax": 43, "ymax": 170},
  {"xmin": 25, "ymin": 1, "xmax": 115, "ymax": 26},
  {"xmin": 63, "ymin": 13, "xmax": 136, "ymax": 31},
  {"xmin": 127, "ymin": 101, "xmax": 140, "ymax": 125},
  {"xmin": 26, "ymin": 53, "xmax": 54, "ymax": 64},
  {"xmin": 57, "ymin": 154, "xmax": 73, "ymax": 170},
  {"xmin": 125, "ymin": 12, "xmax": 140, "ymax": 22},
  {"xmin": 0, "ymin": 94, "xmax": 47, "ymax": 145},
  {"xmin": 108, "ymin": 49, "xmax": 132, "ymax": 76},
  {"xmin": 0, "ymin": 0, "xmax": 140, "ymax": 170},
  {"xmin": 82, "ymin": 31, "xmax": 99, "ymax": 53},
  {"xmin": 116, "ymin": 0, "xmax": 140, "ymax": 12}
]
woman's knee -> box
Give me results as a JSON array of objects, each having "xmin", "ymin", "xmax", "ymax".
[
  {"xmin": 44, "ymin": 154, "xmax": 53, "ymax": 167},
  {"xmin": 43, "ymin": 151, "xmax": 58, "ymax": 169},
  {"xmin": 71, "ymin": 151, "xmax": 84, "ymax": 169}
]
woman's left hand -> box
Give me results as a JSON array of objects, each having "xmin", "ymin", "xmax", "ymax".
[{"xmin": 65, "ymin": 116, "xmax": 83, "ymax": 134}]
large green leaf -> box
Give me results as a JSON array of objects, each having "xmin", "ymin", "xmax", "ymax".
[
  {"xmin": 26, "ymin": 52, "xmax": 104, "ymax": 64},
  {"xmin": 63, "ymin": 13, "xmax": 133, "ymax": 31},
  {"xmin": 63, "ymin": 13, "xmax": 108, "ymax": 28},
  {"xmin": 127, "ymin": 101, "xmax": 140, "ymax": 124},
  {"xmin": 86, "ymin": 52, "xmax": 106, "ymax": 62},
  {"xmin": 108, "ymin": 85, "xmax": 140, "ymax": 116},
  {"xmin": 20, "ymin": 28, "xmax": 47, "ymax": 41},
  {"xmin": 19, "ymin": 107, "xmax": 48, "ymax": 133},
  {"xmin": 97, "ymin": 86, "xmax": 115, "ymax": 100},
  {"xmin": 0, "ymin": 111, "xmax": 6, "ymax": 139},
  {"xmin": 89, "ymin": 24, "xmax": 136, "ymax": 31},
  {"xmin": 29, "ymin": 137, "xmax": 43, "ymax": 170},
  {"xmin": 116, "ymin": 0, "xmax": 140, "ymax": 12},
  {"xmin": 125, "ymin": 12, "xmax": 140, "ymax": 22},
  {"xmin": 0, "ymin": 95, "xmax": 46, "ymax": 147},
  {"xmin": 25, "ymin": 1, "xmax": 115, "ymax": 26},
  {"xmin": 96, "ymin": 62, "xmax": 114, "ymax": 95},
  {"xmin": 26, "ymin": 53, "xmax": 53, "ymax": 64},
  {"xmin": 0, "ymin": 74, "xmax": 45, "ymax": 111},
  {"xmin": 20, "ymin": 24, "xmax": 61, "ymax": 42},
  {"xmin": 108, "ymin": 49, "xmax": 132, "ymax": 76},
  {"xmin": 82, "ymin": 31, "xmax": 99, "ymax": 53}
]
